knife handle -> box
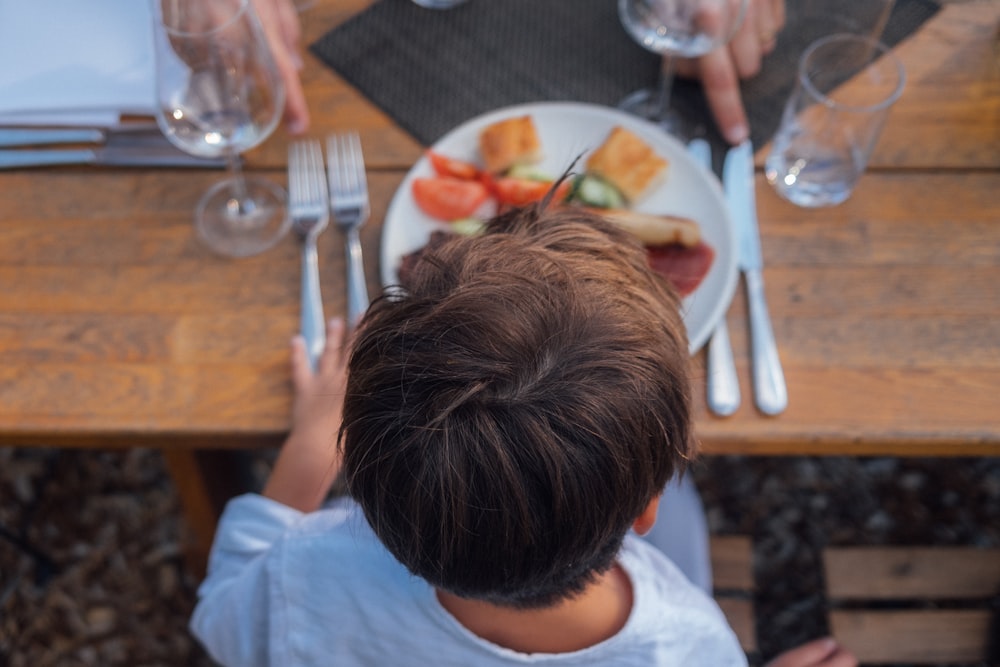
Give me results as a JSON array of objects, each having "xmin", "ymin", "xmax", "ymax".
[
  {"xmin": 744, "ymin": 269, "xmax": 788, "ymax": 415},
  {"xmin": 0, "ymin": 149, "xmax": 95, "ymax": 169}
]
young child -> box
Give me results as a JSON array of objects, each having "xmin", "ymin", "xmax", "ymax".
[{"xmin": 190, "ymin": 205, "xmax": 855, "ymax": 667}]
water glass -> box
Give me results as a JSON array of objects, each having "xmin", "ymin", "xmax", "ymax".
[{"xmin": 765, "ymin": 34, "xmax": 905, "ymax": 207}]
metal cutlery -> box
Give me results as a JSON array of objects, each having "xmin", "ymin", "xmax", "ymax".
[
  {"xmin": 723, "ymin": 140, "xmax": 788, "ymax": 415},
  {"xmin": 288, "ymin": 139, "xmax": 330, "ymax": 370},
  {"xmin": 0, "ymin": 146, "xmax": 225, "ymax": 169},
  {"xmin": 0, "ymin": 123, "xmax": 224, "ymax": 169},
  {"xmin": 689, "ymin": 137, "xmax": 741, "ymax": 417},
  {"xmin": 327, "ymin": 132, "xmax": 371, "ymax": 327},
  {"xmin": 0, "ymin": 123, "xmax": 164, "ymax": 148}
]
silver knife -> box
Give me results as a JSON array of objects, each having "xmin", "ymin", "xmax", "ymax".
[
  {"xmin": 0, "ymin": 123, "xmax": 165, "ymax": 148},
  {"xmin": 690, "ymin": 137, "xmax": 741, "ymax": 417},
  {"xmin": 0, "ymin": 146, "xmax": 226, "ymax": 169},
  {"xmin": 723, "ymin": 140, "xmax": 788, "ymax": 415}
]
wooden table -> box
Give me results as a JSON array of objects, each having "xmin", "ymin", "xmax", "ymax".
[{"xmin": 1, "ymin": 0, "xmax": 998, "ymax": 563}]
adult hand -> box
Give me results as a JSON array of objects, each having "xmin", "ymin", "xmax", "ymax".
[
  {"xmin": 677, "ymin": 0, "xmax": 785, "ymax": 144},
  {"xmin": 764, "ymin": 637, "xmax": 858, "ymax": 667},
  {"xmin": 252, "ymin": 0, "xmax": 311, "ymax": 134},
  {"xmin": 264, "ymin": 318, "xmax": 350, "ymax": 512}
]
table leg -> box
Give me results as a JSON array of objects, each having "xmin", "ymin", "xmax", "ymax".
[{"xmin": 162, "ymin": 449, "xmax": 256, "ymax": 578}]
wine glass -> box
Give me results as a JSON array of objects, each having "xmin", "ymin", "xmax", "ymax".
[
  {"xmin": 619, "ymin": 0, "xmax": 748, "ymax": 138},
  {"xmin": 152, "ymin": 0, "xmax": 290, "ymax": 258}
]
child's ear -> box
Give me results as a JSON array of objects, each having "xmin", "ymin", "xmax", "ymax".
[{"xmin": 631, "ymin": 496, "xmax": 661, "ymax": 536}]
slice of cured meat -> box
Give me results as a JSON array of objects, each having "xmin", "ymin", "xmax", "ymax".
[{"xmin": 647, "ymin": 241, "xmax": 715, "ymax": 297}]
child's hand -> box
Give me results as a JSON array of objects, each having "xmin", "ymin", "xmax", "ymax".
[
  {"xmin": 764, "ymin": 637, "xmax": 857, "ymax": 667},
  {"xmin": 289, "ymin": 318, "xmax": 350, "ymax": 446},
  {"xmin": 264, "ymin": 318, "xmax": 350, "ymax": 512}
]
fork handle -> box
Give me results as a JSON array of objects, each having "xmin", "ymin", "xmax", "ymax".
[
  {"xmin": 707, "ymin": 318, "xmax": 741, "ymax": 417},
  {"xmin": 345, "ymin": 228, "xmax": 369, "ymax": 327},
  {"xmin": 301, "ymin": 239, "xmax": 326, "ymax": 370}
]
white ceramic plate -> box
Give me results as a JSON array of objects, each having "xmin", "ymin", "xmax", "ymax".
[{"xmin": 380, "ymin": 102, "xmax": 738, "ymax": 354}]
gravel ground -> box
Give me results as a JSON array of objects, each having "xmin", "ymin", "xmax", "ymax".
[{"xmin": 1, "ymin": 447, "xmax": 998, "ymax": 666}]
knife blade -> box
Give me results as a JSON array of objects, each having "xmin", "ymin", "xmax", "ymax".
[
  {"xmin": 690, "ymin": 137, "xmax": 740, "ymax": 417},
  {"xmin": 0, "ymin": 147, "xmax": 226, "ymax": 169},
  {"xmin": 723, "ymin": 140, "xmax": 788, "ymax": 415},
  {"xmin": 0, "ymin": 122, "xmax": 164, "ymax": 148}
]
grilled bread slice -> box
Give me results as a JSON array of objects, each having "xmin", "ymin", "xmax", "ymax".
[
  {"xmin": 478, "ymin": 115, "xmax": 542, "ymax": 174},
  {"xmin": 586, "ymin": 126, "xmax": 668, "ymax": 203}
]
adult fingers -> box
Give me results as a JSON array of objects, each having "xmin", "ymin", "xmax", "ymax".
[
  {"xmin": 771, "ymin": 0, "xmax": 786, "ymax": 33},
  {"xmin": 280, "ymin": 59, "xmax": 311, "ymax": 135},
  {"xmin": 728, "ymin": 0, "xmax": 763, "ymax": 78},
  {"xmin": 698, "ymin": 46, "xmax": 749, "ymax": 144},
  {"xmin": 272, "ymin": 0, "xmax": 303, "ymax": 65},
  {"xmin": 754, "ymin": 0, "xmax": 780, "ymax": 54},
  {"xmin": 252, "ymin": 0, "xmax": 310, "ymax": 133}
]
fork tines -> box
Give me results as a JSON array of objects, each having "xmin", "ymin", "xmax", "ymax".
[
  {"xmin": 288, "ymin": 139, "xmax": 328, "ymax": 219},
  {"xmin": 326, "ymin": 132, "xmax": 370, "ymax": 225}
]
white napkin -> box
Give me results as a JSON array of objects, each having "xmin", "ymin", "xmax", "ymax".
[{"xmin": 0, "ymin": 0, "xmax": 155, "ymax": 126}]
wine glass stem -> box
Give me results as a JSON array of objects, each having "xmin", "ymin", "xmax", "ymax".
[
  {"xmin": 655, "ymin": 53, "xmax": 678, "ymax": 122},
  {"xmin": 225, "ymin": 152, "xmax": 252, "ymax": 216}
]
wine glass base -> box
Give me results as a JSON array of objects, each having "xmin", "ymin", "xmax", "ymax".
[
  {"xmin": 195, "ymin": 177, "xmax": 291, "ymax": 258},
  {"xmin": 618, "ymin": 88, "xmax": 690, "ymax": 140}
]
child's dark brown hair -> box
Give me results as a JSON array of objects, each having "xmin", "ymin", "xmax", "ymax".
[{"xmin": 340, "ymin": 204, "xmax": 694, "ymax": 608}]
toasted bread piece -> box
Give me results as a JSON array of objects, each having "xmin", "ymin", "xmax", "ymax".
[
  {"xmin": 586, "ymin": 126, "xmax": 668, "ymax": 203},
  {"xmin": 478, "ymin": 115, "xmax": 542, "ymax": 174}
]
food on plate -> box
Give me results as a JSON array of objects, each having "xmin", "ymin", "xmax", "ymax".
[
  {"xmin": 647, "ymin": 242, "xmax": 715, "ymax": 297},
  {"xmin": 427, "ymin": 151, "xmax": 480, "ymax": 180},
  {"xmin": 398, "ymin": 229, "xmax": 455, "ymax": 287},
  {"xmin": 568, "ymin": 173, "xmax": 626, "ymax": 209},
  {"xmin": 491, "ymin": 175, "xmax": 571, "ymax": 207},
  {"xmin": 403, "ymin": 114, "xmax": 715, "ymax": 298},
  {"xmin": 585, "ymin": 127, "xmax": 668, "ymax": 203},
  {"xmin": 590, "ymin": 208, "xmax": 700, "ymax": 248},
  {"xmin": 478, "ymin": 115, "xmax": 542, "ymax": 174},
  {"xmin": 585, "ymin": 126, "xmax": 667, "ymax": 203},
  {"xmin": 411, "ymin": 177, "xmax": 490, "ymax": 222}
]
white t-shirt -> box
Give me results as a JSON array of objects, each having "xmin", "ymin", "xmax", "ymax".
[{"xmin": 191, "ymin": 494, "xmax": 748, "ymax": 667}]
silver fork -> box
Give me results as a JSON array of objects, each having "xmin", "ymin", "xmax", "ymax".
[
  {"xmin": 288, "ymin": 139, "xmax": 330, "ymax": 370},
  {"xmin": 688, "ymin": 137, "xmax": 740, "ymax": 417},
  {"xmin": 327, "ymin": 132, "xmax": 370, "ymax": 327}
]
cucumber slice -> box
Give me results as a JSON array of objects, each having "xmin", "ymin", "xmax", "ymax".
[
  {"xmin": 570, "ymin": 174, "xmax": 626, "ymax": 209},
  {"xmin": 449, "ymin": 217, "xmax": 486, "ymax": 236}
]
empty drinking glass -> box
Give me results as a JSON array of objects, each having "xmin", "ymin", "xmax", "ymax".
[{"xmin": 765, "ymin": 33, "xmax": 905, "ymax": 207}]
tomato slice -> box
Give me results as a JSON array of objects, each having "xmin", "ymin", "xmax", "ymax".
[
  {"xmin": 412, "ymin": 177, "xmax": 490, "ymax": 221},
  {"xmin": 427, "ymin": 151, "xmax": 480, "ymax": 180},
  {"xmin": 493, "ymin": 177, "xmax": 570, "ymax": 207}
]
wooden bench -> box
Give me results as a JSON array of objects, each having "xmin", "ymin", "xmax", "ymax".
[
  {"xmin": 823, "ymin": 547, "xmax": 1000, "ymax": 665},
  {"xmin": 711, "ymin": 535, "xmax": 758, "ymax": 656}
]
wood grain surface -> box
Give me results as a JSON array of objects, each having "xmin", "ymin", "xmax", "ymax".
[{"xmin": 1, "ymin": 0, "xmax": 998, "ymax": 558}]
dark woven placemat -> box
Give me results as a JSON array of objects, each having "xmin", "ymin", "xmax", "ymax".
[{"xmin": 311, "ymin": 0, "xmax": 939, "ymax": 158}]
